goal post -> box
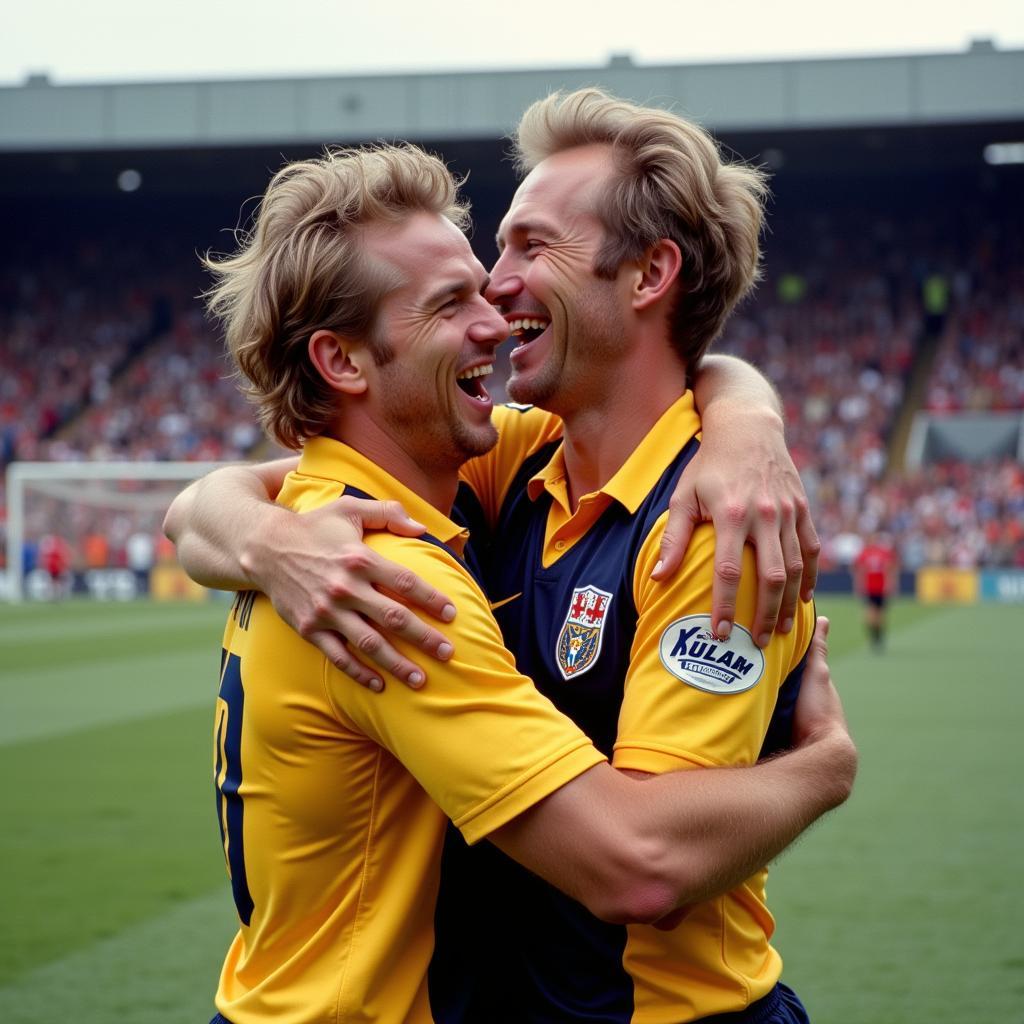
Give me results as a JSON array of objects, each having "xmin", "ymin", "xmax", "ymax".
[{"xmin": 4, "ymin": 461, "xmax": 230, "ymax": 602}]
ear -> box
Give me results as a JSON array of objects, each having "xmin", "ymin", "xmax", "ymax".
[
  {"xmin": 631, "ymin": 239, "xmax": 682, "ymax": 313},
  {"xmin": 308, "ymin": 329, "xmax": 369, "ymax": 396}
]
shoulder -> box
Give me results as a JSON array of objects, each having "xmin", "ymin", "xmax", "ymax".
[
  {"xmin": 492, "ymin": 402, "xmax": 562, "ymax": 438},
  {"xmin": 490, "ymin": 404, "xmax": 564, "ymax": 466},
  {"xmin": 365, "ymin": 532, "xmax": 497, "ymax": 632},
  {"xmin": 277, "ymin": 471, "xmax": 345, "ymax": 513}
]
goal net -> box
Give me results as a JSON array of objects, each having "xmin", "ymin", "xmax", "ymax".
[{"xmin": 3, "ymin": 461, "xmax": 229, "ymax": 602}]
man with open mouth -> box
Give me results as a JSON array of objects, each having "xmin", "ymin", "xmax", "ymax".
[{"xmin": 168, "ymin": 91, "xmax": 851, "ymax": 1024}]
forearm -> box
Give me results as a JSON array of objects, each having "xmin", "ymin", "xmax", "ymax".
[
  {"xmin": 491, "ymin": 730, "xmax": 855, "ymax": 925},
  {"xmin": 163, "ymin": 463, "xmax": 293, "ymax": 590},
  {"xmin": 632, "ymin": 730, "xmax": 856, "ymax": 910},
  {"xmin": 692, "ymin": 353, "xmax": 783, "ymax": 421}
]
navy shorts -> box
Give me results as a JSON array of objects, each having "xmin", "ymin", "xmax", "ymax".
[
  {"xmin": 701, "ymin": 982, "xmax": 810, "ymax": 1023},
  {"xmin": 209, "ymin": 985, "xmax": 808, "ymax": 1024},
  {"xmin": 865, "ymin": 593, "xmax": 887, "ymax": 608}
]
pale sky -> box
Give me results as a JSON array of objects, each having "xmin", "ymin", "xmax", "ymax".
[{"xmin": 3, "ymin": 0, "xmax": 1023, "ymax": 86}]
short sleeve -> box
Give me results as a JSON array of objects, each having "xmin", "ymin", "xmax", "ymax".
[
  {"xmin": 458, "ymin": 405, "xmax": 563, "ymax": 524},
  {"xmin": 613, "ymin": 519, "xmax": 814, "ymax": 774},
  {"xmin": 326, "ymin": 537, "xmax": 605, "ymax": 845}
]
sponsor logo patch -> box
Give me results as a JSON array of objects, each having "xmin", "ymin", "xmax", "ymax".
[
  {"xmin": 658, "ymin": 615, "xmax": 765, "ymax": 694},
  {"xmin": 555, "ymin": 584, "xmax": 613, "ymax": 681}
]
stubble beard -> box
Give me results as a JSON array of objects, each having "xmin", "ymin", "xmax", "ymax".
[{"xmin": 380, "ymin": 372, "xmax": 497, "ymax": 472}]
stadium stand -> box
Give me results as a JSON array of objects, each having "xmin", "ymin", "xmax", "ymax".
[
  {"xmin": 1, "ymin": 95, "xmax": 1022, "ymax": 589},
  {"xmin": 715, "ymin": 191, "xmax": 1023, "ymax": 572},
  {"xmin": 0, "ymin": 219, "xmax": 262, "ymax": 586}
]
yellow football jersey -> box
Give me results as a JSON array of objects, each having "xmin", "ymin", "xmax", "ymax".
[{"xmin": 212, "ymin": 436, "xmax": 605, "ymax": 1024}]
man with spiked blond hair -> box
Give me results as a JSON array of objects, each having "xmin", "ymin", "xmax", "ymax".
[{"xmin": 171, "ymin": 91, "xmax": 847, "ymax": 1024}]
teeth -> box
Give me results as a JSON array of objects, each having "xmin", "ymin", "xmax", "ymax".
[
  {"xmin": 508, "ymin": 318, "xmax": 549, "ymax": 336},
  {"xmin": 456, "ymin": 363, "xmax": 494, "ymax": 380}
]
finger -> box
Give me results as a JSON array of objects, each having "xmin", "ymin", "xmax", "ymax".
[
  {"xmin": 750, "ymin": 506, "xmax": 787, "ymax": 647},
  {"xmin": 776, "ymin": 503, "xmax": 803, "ymax": 634},
  {"xmin": 369, "ymin": 594, "xmax": 455, "ymax": 661},
  {"xmin": 796, "ymin": 507, "xmax": 821, "ymax": 602},
  {"xmin": 335, "ymin": 610, "xmax": 429, "ymax": 689},
  {"xmin": 653, "ymin": 490, "xmax": 702, "ymax": 581},
  {"xmin": 310, "ymin": 630, "xmax": 385, "ymax": 692},
  {"xmin": 806, "ymin": 616, "xmax": 831, "ymax": 677},
  {"xmin": 368, "ymin": 555, "xmax": 457, "ymax": 623},
  {"xmin": 708, "ymin": 512, "xmax": 747, "ymax": 640},
  {"xmin": 815, "ymin": 614, "xmax": 831, "ymax": 655},
  {"xmin": 373, "ymin": 499, "xmax": 429, "ymax": 538},
  {"xmin": 336, "ymin": 496, "xmax": 427, "ymax": 538}
]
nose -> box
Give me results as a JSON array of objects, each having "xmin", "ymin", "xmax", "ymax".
[
  {"xmin": 484, "ymin": 248, "xmax": 522, "ymax": 308},
  {"xmin": 468, "ymin": 297, "xmax": 511, "ymax": 348}
]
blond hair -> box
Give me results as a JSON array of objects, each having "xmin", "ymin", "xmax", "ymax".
[
  {"xmin": 203, "ymin": 144, "xmax": 469, "ymax": 449},
  {"xmin": 514, "ymin": 88, "xmax": 768, "ymax": 365}
]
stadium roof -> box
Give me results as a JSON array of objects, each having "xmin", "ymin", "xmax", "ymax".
[{"xmin": 2, "ymin": 45, "xmax": 1022, "ymax": 152}]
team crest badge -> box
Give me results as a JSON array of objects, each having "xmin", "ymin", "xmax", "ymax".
[{"xmin": 555, "ymin": 584, "xmax": 613, "ymax": 681}]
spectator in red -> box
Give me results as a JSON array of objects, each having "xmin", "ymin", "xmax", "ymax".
[
  {"xmin": 853, "ymin": 533, "xmax": 900, "ymax": 651},
  {"xmin": 38, "ymin": 533, "xmax": 72, "ymax": 600}
]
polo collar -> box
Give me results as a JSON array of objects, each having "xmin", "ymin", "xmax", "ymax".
[
  {"xmin": 297, "ymin": 436, "xmax": 468, "ymax": 549},
  {"xmin": 527, "ymin": 392, "xmax": 701, "ymax": 514}
]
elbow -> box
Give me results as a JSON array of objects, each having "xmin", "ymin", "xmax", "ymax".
[
  {"xmin": 816, "ymin": 730, "xmax": 859, "ymax": 812},
  {"xmin": 163, "ymin": 488, "xmax": 194, "ymax": 544},
  {"xmin": 832, "ymin": 736, "xmax": 859, "ymax": 808},
  {"xmin": 589, "ymin": 880, "xmax": 679, "ymax": 926},
  {"xmin": 162, "ymin": 503, "xmax": 180, "ymax": 544},
  {"xmin": 581, "ymin": 838, "xmax": 685, "ymax": 925}
]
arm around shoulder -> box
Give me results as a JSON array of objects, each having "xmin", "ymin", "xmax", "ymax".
[
  {"xmin": 164, "ymin": 459, "xmax": 297, "ymax": 590},
  {"xmin": 488, "ymin": 617, "xmax": 856, "ymax": 924}
]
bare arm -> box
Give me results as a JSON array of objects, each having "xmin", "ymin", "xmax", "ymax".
[
  {"xmin": 164, "ymin": 459, "xmax": 296, "ymax": 590},
  {"xmin": 658, "ymin": 353, "xmax": 820, "ymax": 646},
  {"xmin": 491, "ymin": 617, "xmax": 855, "ymax": 924},
  {"xmin": 163, "ymin": 461, "xmax": 456, "ymax": 688}
]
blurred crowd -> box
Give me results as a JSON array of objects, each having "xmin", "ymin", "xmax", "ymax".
[
  {"xmin": 817, "ymin": 459, "xmax": 1024, "ymax": 571},
  {"xmin": 0, "ymin": 235, "xmax": 261, "ymax": 579},
  {"xmin": 51, "ymin": 303, "xmax": 259, "ymax": 464},
  {"xmin": 2, "ymin": 196, "xmax": 1022, "ymax": 579},
  {"xmin": 926, "ymin": 275, "xmax": 1024, "ymax": 414},
  {"xmin": 716, "ymin": 203, "xmax": 1023, "ymax": 572}
]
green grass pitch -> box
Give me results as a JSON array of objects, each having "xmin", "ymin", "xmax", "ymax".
[{"xmin": 1, "ymin": 596, "xmax": 1022, "ymax": 1022}]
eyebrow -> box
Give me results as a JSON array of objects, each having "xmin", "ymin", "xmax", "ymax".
[
  {"xmin": 424, "ymin": 275, "xmax": 491, "ymax": 308},
  {"xmin": 495, "ymin": 219, "xmax": 552, "ymax": 250}
]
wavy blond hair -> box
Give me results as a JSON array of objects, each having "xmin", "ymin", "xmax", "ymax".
[
  {"xmin": 514, "ymin": 88, "xmax": 768, "ymax": 366},
  {"xmin": 203, "ymin": 144, "xmax": 469, "ymax": 449}
]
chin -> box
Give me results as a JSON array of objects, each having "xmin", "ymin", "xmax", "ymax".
[
  {"xmin": 459, "ymin": 424, "xmax": 499, "ymax": 459},
  {"xmin": 507, "ymin": 372, "xmax": 541, "ymax": 406},
  {"xmin": 508, "ymin": 370, "xmax": 564, "ymax": 413}
]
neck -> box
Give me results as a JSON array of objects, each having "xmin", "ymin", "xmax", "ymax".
[
  {"xmin": 329, "ymin": 410, "xmax": 460, "ymax": 514},
  {"xmin": 558, "ymin": 346, "xmax": 688, "ymax": 510}
]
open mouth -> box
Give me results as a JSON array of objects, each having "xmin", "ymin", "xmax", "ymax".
[
  {"xmin": 508, "ymin": 317, "xmax": 550, "ymax": 347},
  {"xmin": 455, "ymin": 363, "xmax": 494, "ymax": 402}
]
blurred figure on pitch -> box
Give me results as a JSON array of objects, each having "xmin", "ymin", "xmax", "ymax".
[
  {"xmin": 39, "ymin": 533, "xmax": 73, "ymax": 600},
  {"xmin": 127, "ymin": 529, "xmax": 156, "ymax": 595},
  {"xmin": 853, "ymin": 532, "xmax": 899, "ymax": 650}
]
